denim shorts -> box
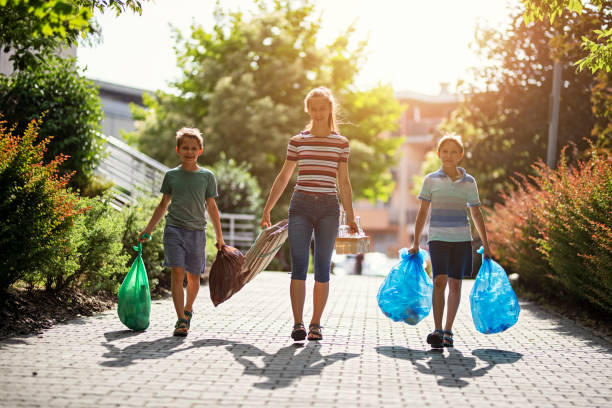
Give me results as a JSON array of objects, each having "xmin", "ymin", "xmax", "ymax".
[
  {"xmin": 428, "ymin": 240, "xmax": 472, "ymax": 280},
  {"xmin": 288, "ymin": 191, "xmax": 340, "ymax": 282},
  {"xmin": 163, "ymin": 224, "xmax": 207, "ymax": 275}
]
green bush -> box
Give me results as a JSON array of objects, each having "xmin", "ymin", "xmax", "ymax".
[
  {"xmin": 0, "ymin": 118, "xmax": 82, "ymax": 293},
  {"xmin": 210, "ymin": 153, "xmax": 263, "ymax": 215},
  {"xmin": 488, "ymin": 147, "xmax": 612, "ymax": 314},
  {"xmin": 0, "ymin": 56, "xmax": 103, "ymax": 190},
  {"xmin": 37, "ymin": 195, "xmax": 129, "ymax": 293}
]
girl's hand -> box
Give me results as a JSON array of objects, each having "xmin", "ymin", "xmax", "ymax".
[
  {"xmin": 482, "ymin": 244, "xmax": 492, "ymax": 259},
  {"xmin": 348, "ymin": 221, "xmax": 359, "ymax": 235},
  {"xmin": 408, "ymin": 244, "xmax": 420, "ymax": 255},
  {"xmin": 260, "ymin": 211, "xmax": 271, "ymax": 229}
]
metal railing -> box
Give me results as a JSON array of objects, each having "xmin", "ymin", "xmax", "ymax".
[{"xmin": 95, "ymin": 134, "xmax": 255, "ymax": 249}]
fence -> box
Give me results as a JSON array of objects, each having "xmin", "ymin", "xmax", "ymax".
[{"xmin": 95, "ymin": 134, "xmax": 255, "ymax": 250}]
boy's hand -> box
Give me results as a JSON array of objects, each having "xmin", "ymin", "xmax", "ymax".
[
  {"xmin": 260, "ymin": 211, "xmax": 271, "ymax": 229},
  {"xmin": 215, "ymin": 239, "xmax": 225, "ymax": 251},
  {"xmin": 408, "ymin": 244, "xmax": 420, "ymax": 255},
  {"xmin": 138, "ymin": 229, "xmax": 152, "ymax": 242}
]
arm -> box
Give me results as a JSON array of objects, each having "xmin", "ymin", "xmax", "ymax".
[
  {"xmin": 260, "ymin": 159, "xmax": 297, "ymax": 228},
  {"xmin": 409, "ymin": 199, "xmax": 431, "ymax": 254},
  {"xmin": 470, "ymin": 206, "xmax": 491, "ymax": 258},
  {"xmin": 337, "ymin": 161, "xmax": 358, "ymax": 234},
  {"xmin": 139, "ymin": 194, "xmax": 172, "ymax": 241},
  {"xmin": 206, "ymin": 197, "xmax": 225, "ymax": 250}
]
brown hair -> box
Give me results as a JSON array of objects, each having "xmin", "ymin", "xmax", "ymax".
[
  {"xmin": 436, "ymin": 133, "xmax": 464, "ymax": 154},
  {"xmin": 303, "ymin": 87, "xmax": 338, "ymax": 132},
  {"xmin": 176, "ymin": 127, "xmax": 203, "ymax": 149}
]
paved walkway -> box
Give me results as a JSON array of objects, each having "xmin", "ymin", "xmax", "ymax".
[{"xmin": 0, "ymin": 272, "xmax": 610, "ymax": 407}]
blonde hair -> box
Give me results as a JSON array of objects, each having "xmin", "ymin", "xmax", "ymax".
[
  {"xmin": 437, "ymin": 133, "xmax": 464, "ymax": 154},
  {"xmin": 303, "ymin": 87, "xmax": 338, "ymax": 132},
  {"xmin": 176, "ymin": 127, "xmax": 203, "ymax": 149}
]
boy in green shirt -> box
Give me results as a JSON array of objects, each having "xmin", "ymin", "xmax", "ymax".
[{"xmin": 140, "ymin": 127, "xmax": 225, "ymax": 336}]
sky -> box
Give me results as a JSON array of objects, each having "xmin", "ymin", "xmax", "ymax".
[{"xmin": 77, "ymin": 0, "xmax": 517, "ymax": 95}]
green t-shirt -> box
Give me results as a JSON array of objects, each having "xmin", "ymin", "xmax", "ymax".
[{"xmin": 160, "ymin": 166, "xmax": 218, "ymax": 231}]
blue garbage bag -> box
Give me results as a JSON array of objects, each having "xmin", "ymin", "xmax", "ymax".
[
  {"xmin": 377, "ymin": 248, "xmax": 433, "ymax": 325},
  {"xmin": 470, "ymin": 247, "xmax": 520, "ymax": 334}
]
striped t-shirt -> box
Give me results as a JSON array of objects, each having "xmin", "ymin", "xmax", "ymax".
[
  {"xmin": 286, "ymin": 131, "xmax": 350, "ymax": 195},
  {"xmin": 418, "ymin": 167, "xmax": 481, "ymax": 242}
]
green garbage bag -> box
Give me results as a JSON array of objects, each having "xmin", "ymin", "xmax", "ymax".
[{"xmin": 117, "ymin": 239, "xmax": 151, "ymax": 331}]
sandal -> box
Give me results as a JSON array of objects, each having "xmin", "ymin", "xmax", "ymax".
[
  {"xmin": 173, "ymin": 318, "xmax": 189, "ymax": 337},
  {"xmin": 426, "ymin": 329, "xmax": 444, "ymax": 348},
  {"xmin": 442, "ymin": 330, "xmax": 454, "ymax": 347},
  {"xmin": 308, "ymin": 324, "xmax": 323, "ymax": 341},
  {"xmin": 184, "ymin": 310, "xmax": 193, "ymax": 329},
  {"xmin": 291, "ymin": 322, "xmax": 306, "ymax": 341}
]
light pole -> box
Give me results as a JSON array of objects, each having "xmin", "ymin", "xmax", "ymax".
[{"xmin": 547, "ymin": 61, "xmax": 562, "ymax": 168}]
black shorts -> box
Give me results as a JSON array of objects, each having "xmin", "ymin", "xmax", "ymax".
[{"xmin": 429, "ymin": 241, "xmax": 472, "ymax": 279}]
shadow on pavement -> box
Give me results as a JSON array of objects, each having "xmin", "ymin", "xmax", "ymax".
[
  {"xmin": 225, "ymin": 342, "xmax": 359, "ymax": 389},
  {"xmin": 519, "ymin": 303, "xmax": 612, "ymax": 351},
  {"xmin": 100, "ymin": 336, "xmax": 232, "ymax": 367},
  {"xmin": 376, "ymin": 346, "xmax": 522, "ymax": 388}
]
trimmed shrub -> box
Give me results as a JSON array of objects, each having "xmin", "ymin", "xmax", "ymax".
[
  {"xmin": 0, "ymin": 118, "xmax": 82, "ymax": 293},
  {"xmin": 488, "ymin": 147, "xmax": 612, "ymax": 314}
]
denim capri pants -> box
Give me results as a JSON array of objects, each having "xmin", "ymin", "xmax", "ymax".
[
  {"xmin": 288, "ymin": 190, "xmax": 340, "ymax": 283},
  {"xmin": 163, "ymin": 224, "xmax": 207, "ymax": 275},
  {"xmin": 428, "ymin": 240, "xmax": 472, "ymax": 280}
]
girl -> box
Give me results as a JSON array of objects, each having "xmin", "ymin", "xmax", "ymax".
[
  {"xmin": 410, "ymin": 133, "xmax": 491, "ymax": 348},
  {"xmin": 260, "ymin": 87, "xmax": 358, "ymax": 341}
]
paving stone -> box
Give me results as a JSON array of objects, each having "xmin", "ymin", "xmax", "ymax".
[{"xmin": 0, "ymin": 272, "xmax": 610, "ymax": 407}]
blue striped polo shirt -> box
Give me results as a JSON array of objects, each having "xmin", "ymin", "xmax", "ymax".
[{"xmin": 418, "ymin": 167, "xmax": 481, "ymax": 242}]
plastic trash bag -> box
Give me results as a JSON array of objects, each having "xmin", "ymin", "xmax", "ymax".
[
  {"xmin": 117, "ymin": 242, "xmax": 151, "ymax": 331},
  {"xmin": 470, "ymin": 247, "xmax": 520, "ymax": 334},
  {"xmin": 209, "ymin": 245, "xmax": 246, "ymax": 307},
  {"xmin": 377, "ymin": 248, "xmax": 433, "ymax": 325}
]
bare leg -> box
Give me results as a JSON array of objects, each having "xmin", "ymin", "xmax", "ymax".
[
  {"xmin": 184, "ymin": 271, "xmax": 201, "ymax": 314},
  {"xmin": 290, "ymin": 279, "xmax": 306, "ymax": 324},
  {"xmin": 444, "ymin": 278, "xmax": 462, "ymax": 332},
  {"xmin": 310, "ymin": 281, "xmax": 329, "ymax": 325},
  {"xmin": 171, "ymin": 267, "xmax": 186, "ymax": 320},
  {"xmin": 433, "ymin": 275, "xmax": 448, "ymax": 331}
]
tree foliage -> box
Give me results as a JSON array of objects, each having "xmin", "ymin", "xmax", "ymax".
[
  {"xmin": 520, "ymin": 0, "xmax": 611, "ymax": 73},
  {"xmin": 127, "ymin": 0, "xmax": 402, "ymax": 217},
  {"xmin": 0, "ymin": 57, "xmax": 103, "ymax": 189},
  {"xmin": 440, "ymin": 4, "xmax": 611, "ymax": 203},
  {"xmin": 0, "ymin": 0, "xmax": 147, "ymax": 71}
]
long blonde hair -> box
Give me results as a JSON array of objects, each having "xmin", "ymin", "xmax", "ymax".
[{"xmin": 303, "ymin": 87, "xmax": 338, "ymax": 133}]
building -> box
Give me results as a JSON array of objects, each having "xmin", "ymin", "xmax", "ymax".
[
  {"xmin": 93, "ymin": 79, "xmax": 148, "ymax": 139},
  {"xmin": 356, "ymin": 84, "xmax": 461, "ymax": 256}
]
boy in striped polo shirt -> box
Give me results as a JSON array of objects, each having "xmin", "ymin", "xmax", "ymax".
[{"xmin": 410, "ymin": 133, "xmax": 491, "ymax": 348}]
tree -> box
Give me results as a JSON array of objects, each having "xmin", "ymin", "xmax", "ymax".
[
  {"xmin": 0, "ymin": 57, "xmax": 103, "ymax": 189},
  {"xmin": 440, "ymin": 4, "xmax": 611, "ymax": 203},
  {"xmin": 0, "ymin": 0, "xmax": 147, "ymax": 71},
  {"xmin": 127, "ymin": 0, "xmax": 402, "ymax": 218},
  {"xmin": 520, "ymin": 0, "xmax": 611, "ymax": 73}
]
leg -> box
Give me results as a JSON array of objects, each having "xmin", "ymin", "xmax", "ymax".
[
  {"xmin": 433, "ymin": 274, "xmax": 448, "ymax": 331},
  {"xmin": 444, "ymin": 278, "xmax": 462, "ymax": 331},
  {"xmin": 288, "ymin": 213, "xmax": 313, "ymax": 327},
  {"xmin": 290, "ymin": 279, "xmax": 306, "ymax": 325},
  {"xmin": 443, "ymin": 241, "xmax": 471, "ymax": 346},
  {"xmin": 184, "ymin": 271, "xmax": 201, "ymax": 314},
  {"xmin": 310, "ymin": 213, "xmax": 338, "ymax": 326},
  {"xmin": 171, "ymin": 266, "xmax": 186, "ymax": 320}
]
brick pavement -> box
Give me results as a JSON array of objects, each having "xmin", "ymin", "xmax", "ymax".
[{"xmin": 0, "ymin": 271, "xmax": 610, "ymax": 407}]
